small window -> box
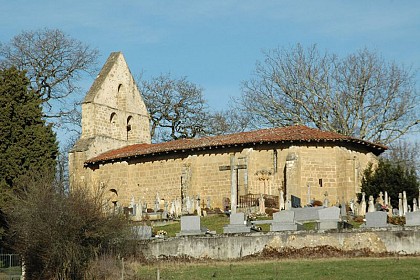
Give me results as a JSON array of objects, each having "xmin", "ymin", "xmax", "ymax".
[
  {"xmin": 110, "ymin": 112, "xmax": 117, "ymax": 124},
  {"xmin": 319, "ymin": 178, "xmax": 323, "ymax": 187}
]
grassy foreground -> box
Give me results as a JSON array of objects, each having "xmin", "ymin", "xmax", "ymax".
[{"xmin": 135, "ymin": 257, "xmax": 420, "ymax": 280}]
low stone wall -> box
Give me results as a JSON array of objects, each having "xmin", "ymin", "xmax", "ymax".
[{"xmin": 137, "ymin": 227, "xmax": 420, "ymax": 260}]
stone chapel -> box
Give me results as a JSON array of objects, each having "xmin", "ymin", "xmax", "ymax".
[{"xmin": 69, "ymin": 52, "xmax": 387, "ymax": 212}]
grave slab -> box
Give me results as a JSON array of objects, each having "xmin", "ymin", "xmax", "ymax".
[
  {"xmin": 270, "ymin": 211, "xmax": 300, "ymax": 231},
  {"xmin": 223, "ymin": 213, "xmax": 251, "ymax": 233},
  {"xmin": 364, "ymin": 211, "xmax": 388, "ymax": 228},
  {"xmin": 177, "ymin": 216, "xmax": 207, "ymax": 236},
  {"xmin": 405, "ymin": 211, "xmax": 420, "ymax": 226},
  {"xmin": 316, "ymin": 206, "xmax": 340, "ymax": 230}
]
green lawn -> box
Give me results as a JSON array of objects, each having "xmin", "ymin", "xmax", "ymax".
[{"xmin": 135, "ymin": 257, "xmax": 420, "ymax": 280}]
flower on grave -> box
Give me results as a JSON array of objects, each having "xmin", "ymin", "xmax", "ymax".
[{"xmin": 156, "ymin": 230, "xmax": 167, "ymax": 236}]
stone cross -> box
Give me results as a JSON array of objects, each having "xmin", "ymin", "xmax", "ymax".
[
  {"xmin": 219, "ymin": 155, "xmax": 247, "ymax": 214},
  {"xmin": 378, "ymin": 191, "xmax": 384, "ymax": 206}
]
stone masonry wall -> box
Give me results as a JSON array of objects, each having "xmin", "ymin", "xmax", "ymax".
[
  {"xmin": 137, "ymin": 228, "xmax": 420, "ymax": 260},
  {"xmin": 85, "ymin": 144, "xmax": 376, "ymax": 210}
]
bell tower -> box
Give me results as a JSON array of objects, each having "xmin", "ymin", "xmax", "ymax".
[{"xmin": 69, "ymin": 52, "xmax": 150, "ymax": 188}]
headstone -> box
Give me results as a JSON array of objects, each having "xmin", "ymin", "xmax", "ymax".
[
  {"xmin": 206, "ymin": 197, "xmax": 211, "ymax": 209},
  {"xmin": 340, "ymin": 202, "xmax": 347, "ymax": 220},
  {"xmin": 398, "ymin": 193, "xmax": 403, "ymax": 217},
  {"xmin": 270, "ymin": 210, "xmax": 299, "ymax": 231},
  {"xmin": 223, "ymin": 212, "xmax": 251, "ymax": 233},
  {"xmin": 175, "ymin": 197, "xmax": 182, "ymax": 218},
  {"xmin": 359, "ymin": 192, "xmax": 366, "ymax": 216},
  {"xmin": 368, "ymin": 195, "xmax": 375, "ymax": 212},
  {"xmin": 177, "ymin": 216, "xmax": 207, "ymax": 236},
  {"xmin": 307, "ymin": 183, "xmax": 311, "ymax": 205},
  {"xmin": 132, "ymin": 225, "xmax": 152, "ymax": 239},
  {"xmin": 349, "ymin": 199, "xmax": 354, "ymax": 214},
  {"xmin": 413, "ymin": 198, "xmax": 418, "ymax": 212},
  {"xmin": 291, "ymin": 195, "xmax": 301, "ymax": 208},
  {"xmin": 384, "ymin": 191, "xmax": 388, "ymax": 206},
  {"xmin": 378, "ymin": 191, "xmax": 384, "ymax": 206},
  {"xmin": 186, "ymin": 196, "xmax": 193, "ymax": 214},
  {"xmin": 323, "ymin": 192, "xmax": 329, "ymax": 208},
  {"xmin": 291, "ymin": 206, "xmax": 321, "ymax": 222},
  {"xmin": 285, "ymin": 199, "xmax": 292, "ymax": 210},
  {"xmin": 403, "ymin": 191, "xmax": 408, "ymax": 216},
  {"xmin": 132, "ymin": 199, "xmax": 143, "ymax": 222},
  {"xmin": 405, "ymin": 211, "xmax": 420, "ymax": 226},
  {"xmin": 279, "ymin": 190, "xmax": 285, "ymax": 210},
  {"xmin": 196, "ymin": 195, "xmax": 202, "ymax": 216},
  {"xmin": 258, "ymin": 194, "xmax": 265, "ymax": 214},
  {"xmin": 154, "ymin": 193, "xmax": 160, "ymax": 212},
  {"xmin": 364, "ymin": 211, "xmax": 388, "ymax": 228},
  {"xmin": 169, "ymin": 201, "xmax": 175, "ymax": 217},
  {"xmin": 316, "ymin": 206, "xmax": 340, "ymax": 230}
]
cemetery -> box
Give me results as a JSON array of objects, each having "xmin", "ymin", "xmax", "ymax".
[{"xmin": 125, "ymin": 187, "xmax": 420, "ymax": 260}]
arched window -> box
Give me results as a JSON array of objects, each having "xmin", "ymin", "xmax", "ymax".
[
  {"xmin": 110, "ymin": 112, "xmax": 117, "ymax": 124},
  {"xmin": 127, "ymin": 116, "xmax": 133, "ymax": 141}
]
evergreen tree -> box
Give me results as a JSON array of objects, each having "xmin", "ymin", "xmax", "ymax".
[
  {"xmin": 0, "ymin": 67, "xmax": 58, "ymax": 200},
  {"xmin": 361, "ymin": 158, "xmax": 419, "ymax": 208}
]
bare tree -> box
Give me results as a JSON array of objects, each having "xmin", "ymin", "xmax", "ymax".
[
  {"xmin": 239, "ymin": 44, "xmax": 419, "ymax": 144},
  {"xmin": 206, "ymin": 108, "xmax": 251, "ymax": 136},
  {"xmin": 384, "ymin": 140, "xmax": 420, "ymax": 176},
  {"xmin": 0, "ymin": 28, "xmax": 99, "ymax": 127},
  {"xmin": 139, "ymin": 74, "xmax": 209, "ymax": 142}
]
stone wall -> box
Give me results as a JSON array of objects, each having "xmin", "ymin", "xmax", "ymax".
[
  {"xmin": 85, "ymin": 143, "xmax": 376, "ymax": 210},
  {"xmin": 136, "ymin": 228, "xmax": 420, "ymax": 260}
]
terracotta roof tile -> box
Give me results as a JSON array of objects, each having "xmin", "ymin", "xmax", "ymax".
[{"xmin": 85, "ymin": 125, "xmax": 387, "ymax": 164}]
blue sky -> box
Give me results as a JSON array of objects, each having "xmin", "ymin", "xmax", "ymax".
[{"xmin": 1, "ymin": 0, "xmax": 419, "ymax": 141}]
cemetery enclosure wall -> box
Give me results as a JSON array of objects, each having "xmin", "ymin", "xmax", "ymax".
[
  {"xmin": 137, "ymin": 228, "xmax": 420, "ymax": 260},
  {"xmin": 84, "ymin": 144, "xmax": 376, "ymax": 209}
]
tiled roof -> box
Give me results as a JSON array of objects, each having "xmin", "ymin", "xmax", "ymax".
[{"xmin": 85, "ymin": 125, "xmax": 387, "ymax": 165}]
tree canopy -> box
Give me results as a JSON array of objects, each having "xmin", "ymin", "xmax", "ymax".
[
  {"xmin": 0, "ymin": 67, "xmax": 58, "ymax": 197},
  {"xmin": 239, "ymin": 44, "xmax": 419, "ymax": 145},
  {"xmin": 0, "ymin": 28, "xmax": 99, "ymax": 129},
  {"xmin": 360, "ymin": 158, "xmax": 419, "ymax": 208},
  {"xmin": 139, "ymin": 73, "xmax": 209, "ymax": 142}
]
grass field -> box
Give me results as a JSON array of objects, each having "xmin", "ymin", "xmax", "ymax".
[{"xmin": 135, "ymin": 257, "xmax": 420, "ymax": 280}]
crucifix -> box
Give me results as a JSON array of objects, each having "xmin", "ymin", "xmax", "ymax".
[{"xmin": 219, "ymin": 154, "xmax": 247, "ymax": 214}]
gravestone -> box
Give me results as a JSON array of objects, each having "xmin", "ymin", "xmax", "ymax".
[
  {"xmin": 405, "ymin": 211, "xmax": 420, "ymax": 226},
  {"xmin": 132, "ymin": 225, "xmax": 152, "ymax": 239},
  {"xmin": 177, "ymin": 216, "xmax": 207, "ymax": 236},
  {"xmin": 223, "ymin": 212, "xmax": 251, "ymax": 233},
  {"xmin": 316, "ymin": 206, "xmax": 340, "ymax": 230},
  {"xmin": 291, "ymin": 206, "xmax": 322, "ymax": 222},
  {"xmin": 270, "ymin": 210, "xmax": 299, "ymax": 231},
  {"xmin": 291, "ymin": 195, "xmax": 301, "ymax": 208},
  {"xmin": 364, "ymin": 211, "xmax": 388, "ymax": 228}
]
